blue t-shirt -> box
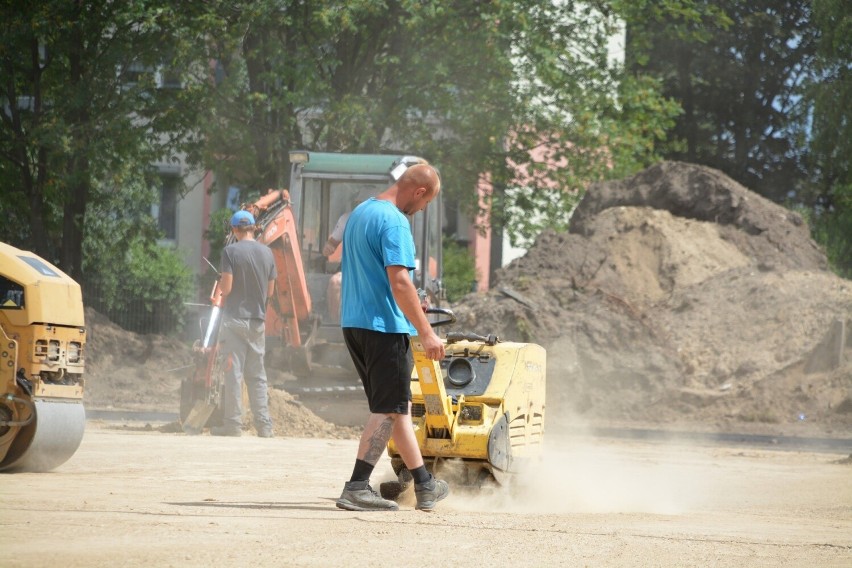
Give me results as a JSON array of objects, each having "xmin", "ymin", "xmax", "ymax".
[{"xmin": 340, "ymin": 198, "xmax": 416, "ymax": 334}]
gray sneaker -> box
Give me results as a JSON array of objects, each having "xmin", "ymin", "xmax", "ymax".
[
  {"xmin": 336, "ymin": 481, "xmax": 399, "ymax": 512},
  {"xmin": 414, "ymin": 476, "xmax": 449, "ymax": 511}
]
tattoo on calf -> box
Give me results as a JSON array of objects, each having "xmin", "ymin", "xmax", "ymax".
[{"xmin": 364, "ymin": 417, "xmax": 394, "ymax": 464}]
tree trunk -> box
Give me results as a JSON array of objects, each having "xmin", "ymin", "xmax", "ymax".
[
  {"xmin": 243, "ymin": 26, "xmax": 277, "ymax": 190},
  {"xmin": 676, "ymin": 48, "xmax": 696, "ymax": 162},
  {"xmin": 60, "ymin": 3, "xmax": 89, "ymax": 283}
]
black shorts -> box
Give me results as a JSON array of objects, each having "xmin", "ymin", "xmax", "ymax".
[{"xmin": 342, "ymin": 327, "xmax": 412, "ymax": 414}]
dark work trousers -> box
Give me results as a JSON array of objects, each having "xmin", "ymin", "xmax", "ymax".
[{"xmin": 219, "ymin": 316, "xmax": 273, "ymax": 431}]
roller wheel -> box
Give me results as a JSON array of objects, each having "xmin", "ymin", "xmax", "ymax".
[{"xmin": 0, "ymin": 399, "xmax": 85, "ymax": 473}]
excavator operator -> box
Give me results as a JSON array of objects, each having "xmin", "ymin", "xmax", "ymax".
[{"xmin": 322, "ymin": 188, "xmax": 377, "ymax": 324}]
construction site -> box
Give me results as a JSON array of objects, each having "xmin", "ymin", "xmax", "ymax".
[
  {"xmin": 3, "ymin": 161, "xmax": 851, "ymax": 567},
  {"xmin": 81, "ymin": 161, "xmax": 852, "ymax": 438}
]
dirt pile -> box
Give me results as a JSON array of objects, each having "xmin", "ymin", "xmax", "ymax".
[
  {"xmin": 83, "ymin": 307, "xmax": 355, "ymax": 438},
  {"xmin": 244, "ymin": 389, "xmax": 360, "ymax": 439},
  {"xmin": 84, "ymin": 307, "xmax": 192, "ymax": 411},
  {"xmin": 453, "ymin": 161, "xmax": 852, "ymax": 435}
]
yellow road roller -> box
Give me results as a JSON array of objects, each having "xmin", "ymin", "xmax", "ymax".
[
  {"xmin": 0, "ymin": 242, "xmax": 86, "ymax": 472},
  {"xmin": 382, "ymin": 308, "xmax": 546, "ymax": 497}
]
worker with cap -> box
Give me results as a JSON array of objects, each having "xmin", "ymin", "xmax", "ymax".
[{"xmin": 211, "ymin": 210, "xmax": 277, "ymax": 437}]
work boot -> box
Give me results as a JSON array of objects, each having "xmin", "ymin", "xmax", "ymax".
[
  {"xmin": 414, "ymin": 476, "xmax": 449, "ymax": 511},
  {"xmin": 210, "ymin": 425, "xmax": 242, "ymax": 437},
  {"xmin": 336, "ymin": 480, "xmax": 399, "ymax": 512},
  {"xmin": 257, "ymin": 428, "xmax": 274, "ymax": 438}
]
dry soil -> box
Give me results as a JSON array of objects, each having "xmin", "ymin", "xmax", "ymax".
[{"xmin": 2, "ymin": 424, "xmax": 850, "ymax": 568}]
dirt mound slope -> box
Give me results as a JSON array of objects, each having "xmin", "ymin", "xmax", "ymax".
[
  {"xmin": 83, "ymin": 307, "xmax": 355, "ymax": 438},
  {"xmin": 570, "ymin": 161, "xmax": 827, "ymax": 272},
  {"xmin": 83, "ymin": 307, "xmax": 192, "ymax": 411},
  {"xmin": 453, "ymin": 161, "xmax": 852, "ymax": 435}
]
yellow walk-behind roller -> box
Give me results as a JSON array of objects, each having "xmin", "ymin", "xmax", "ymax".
[
  {"xmin": 0, "ymin": 242, "xmax": 86, "ymax": 473},
  {"xmin": 382, "ymin": 308, "xmax": 546, "ymax": 498}
]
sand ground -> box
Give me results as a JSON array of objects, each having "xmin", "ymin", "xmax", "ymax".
[{"xmin": 2, "ymin": 423, "xmax": 850, "ymax": 568}]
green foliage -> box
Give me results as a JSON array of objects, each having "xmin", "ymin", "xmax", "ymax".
[
  {"xmin": 441, "ymin": 237, "xmax": 478, "ymax": 304},
  {"xmin": 804, "ymin": 0, "xmax": 852, "ymax": 278},
  {"xmin": 81, "ymin": 175, "xmax": 195, "ymax": 334},
  {"xmin": 0, "ymin": 0, "xmax": 213, "ymax": 333},
  {"xmin": 627, "ymin": 0, "xmax": 819, "ymax": 202},
  {"xmin": 199, "ymin": 208, "xmax": 237, "ymax": 292},
  {"xmin": 0, "ymin": 0, "xmax": 209, "ymax": 278},
  {"xmin": 83, "ymin": 235, "xmax": 195, "ymax": 335},
  {"xmin": 809, "ymin": 186, "xmax": 852, "ymax": 279},
  {"xmin": 494, "ymin": 2, "xmax": 682, "ymax": 248},
  {"xmin": 0, "ymin": 0, "xmax": 733, "ymax": 316},
  {"xmin": 198, "ymin": 0, "xmax": 517, "ymax": 206},
  {"xmin": 195, "ymin": 1, "xmax": 686, "ymax": 246},
  {"xmin": 626, "ymin": 0, "xmax": 851, "ymax": 278}
]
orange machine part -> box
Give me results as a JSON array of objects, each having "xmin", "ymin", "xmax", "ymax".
[{"xmin": 253, "ymin": 191, "xmax": 312, "ymax": 347}]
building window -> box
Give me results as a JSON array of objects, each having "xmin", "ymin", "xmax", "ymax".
[{"xmin": 152, "ymin": 174, "xmax": 179, "ymax": 240}]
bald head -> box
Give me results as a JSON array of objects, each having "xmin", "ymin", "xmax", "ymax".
[
  {"xmin": 399, "ymin": 163, "xmax": 441, "ymax": 199},
  {"xmin": 392, "ymin": 163, "xmax": 440, "ymax": 215},
  {"xmin": 377, "ymin": 162, "xmax": 442, "ymax": 215}
]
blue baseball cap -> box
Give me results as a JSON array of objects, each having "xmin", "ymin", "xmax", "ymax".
[{"xmin": 230, "ymin": 210, "xmax": 255, "ymax": 227}]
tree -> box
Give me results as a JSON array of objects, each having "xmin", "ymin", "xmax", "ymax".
[
  {"xmin": 488, "ymin": 0, "xmax": 684, "ymax": 247},
  {"xmin": 198, "ymin": 1, "xmax": 518, "ymax": 207},
  {"xmin": 627, "ymin": 0, "xmax": 819, "ymax": 203},
  {"xmin": 1, "ymin": 0, "xmax": 695, "ymax": 307},
  {"xmin": 0, "ymin": 0, "xmax": 208, "ymax": 281},
  {"xmin": 805, "ymin": 0, "xmax": 852, "ymax": 277},
  {"xmin": 198, "ymin": 1, "xmax": 683, "ymax": 250},
  {"xmin": 626, "ymin": 0, "xmax": 851, "ymax": 277}
]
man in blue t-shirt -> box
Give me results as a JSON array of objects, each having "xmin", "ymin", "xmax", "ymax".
[{"xmin": 335, "ymin": 163, "xmax": 449, "ymax": 512}]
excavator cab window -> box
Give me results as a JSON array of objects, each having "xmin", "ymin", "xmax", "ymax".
[
  {"xmin": 287, "ymin": 151, "xmax": 444, "ymax": 323},
  {"xmin": 0, "ymin": 275, "xmax": 24, "ymax": 309},
  {"xmin": 410, "ymin": 196, "xmax": 443, "ymax": 302},
  {"xmin": 295, "ymin": 177, "xmax": 385, "ymax": 274},
  {"xmin": 325, "ymin": 182, "xmax": 381, "ymax": 267},
  {"xmin": 297, "ymin": 178, "xmax": 324, "ymax": 268}
]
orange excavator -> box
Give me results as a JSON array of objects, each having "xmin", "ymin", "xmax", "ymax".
[{"xmin": 180, "ymin": 152, "xmax": 443, "ymax": 433}]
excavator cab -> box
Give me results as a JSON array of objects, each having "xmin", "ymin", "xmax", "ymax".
[{"xmin": 283, "ymin": 151, "xmax": 444, "ymax": 375}]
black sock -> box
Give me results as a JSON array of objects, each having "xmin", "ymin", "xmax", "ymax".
[
  {"xmin": 410, "ymin": 465, "xmax": 431, "ymax": 485},
  {"xmin": 349, "ymin": 459, "xmax": 374, "ymax": 483}
]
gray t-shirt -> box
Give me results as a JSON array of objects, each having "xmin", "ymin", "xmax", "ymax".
[{"xmin": 220, "ymin": 239, "xmax": 276, "ymax": 320}]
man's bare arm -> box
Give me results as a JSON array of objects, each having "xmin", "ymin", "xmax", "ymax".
[
  {"xmin": 386, "ymin": 265, "xmax": 444, "ymax": 360},
  {"xmin": 218, "ymin": 272, "xmax": 233, "ymax": 299}
]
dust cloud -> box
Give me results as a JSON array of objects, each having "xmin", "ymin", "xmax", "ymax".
[{"xmin": 442, "ymin": 426, "xmax": 715, "ymax": 516}]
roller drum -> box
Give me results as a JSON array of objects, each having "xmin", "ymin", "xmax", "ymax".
[{"xmin": 0, "ymin": 399, "xmax": 86, "ymax": 473}]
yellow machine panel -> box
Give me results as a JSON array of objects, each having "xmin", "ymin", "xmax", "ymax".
[
  {"xmin": 385, "ymin": 322, "xmax": 546, "ymax": 494},
  {"xmin": 0, "ymin": 242, "xmax": 86, "ymax": 472}
]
